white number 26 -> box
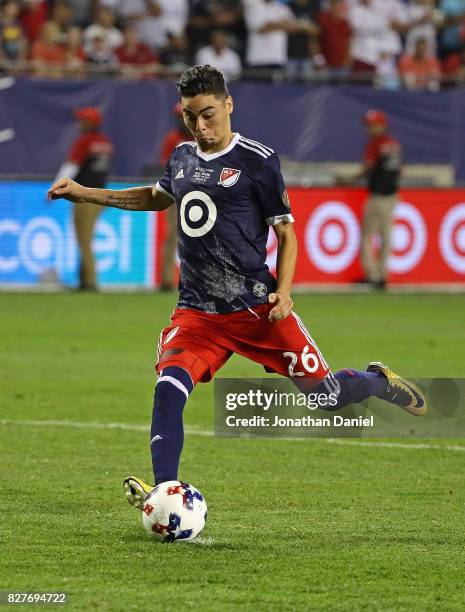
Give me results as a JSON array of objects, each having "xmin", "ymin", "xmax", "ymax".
[{"xmin": 283, "ymin": 345, "xmax": 320, "ymax": 377}]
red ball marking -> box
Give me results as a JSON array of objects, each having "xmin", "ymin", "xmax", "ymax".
[
  {"xmin": 143, "ymin": 503, "xmax": 154, "ymax": 516},
  {"xmin": 166, "ymin": 485, "xmax": 183, "ymax": 496},
  {"xmin": 151, "ymin": 522, "xmax": 169, "ymax": 535}
]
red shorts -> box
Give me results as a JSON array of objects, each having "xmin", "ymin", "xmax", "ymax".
[{"xmin": 155, "ymin": 304, "xmax": 330, "ymax": 385}]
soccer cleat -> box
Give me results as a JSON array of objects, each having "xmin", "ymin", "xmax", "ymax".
[
  {"xmin": 123, "ymin": 476, "xmax": 154, "ymax": 510},
  {"xmin": 366, "ymin": 362, "xmax": 427, "ymax": 416}
]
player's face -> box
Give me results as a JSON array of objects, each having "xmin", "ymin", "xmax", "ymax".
[
  {"xmin": 181, "ymin": 94, "xmax": 233, "ymax": 152},
  {"xmin": 367, "ymin": 123, "xmax": 385, "ymax": 137},
  {"xmin": 79, "ymin": 120, "xmax": 94, "ymax": 133}
]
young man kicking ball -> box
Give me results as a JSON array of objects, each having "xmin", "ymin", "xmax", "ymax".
[{"xmin": 47, "ymin": 65, "xmax": 427, "ymax": 512}]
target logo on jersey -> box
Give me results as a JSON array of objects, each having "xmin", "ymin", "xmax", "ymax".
[{"xmin": 219, "ymin": 168, "xmax": 241, "ymax": 187}]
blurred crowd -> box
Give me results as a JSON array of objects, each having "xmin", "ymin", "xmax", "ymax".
[{"xmin": 2, "ymin": 0, "xmax": 465, "ymax": 87}]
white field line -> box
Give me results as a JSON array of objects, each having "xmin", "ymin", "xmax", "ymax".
[
  {"xmin": 0, "ymin": 418, "xmax": 211, "ymax": 436},
  {"xmin": 326, "ymin": 439, "xmax": 465, "ymax": 452},
  {"xmin": 1, "ymin": 418, "xmax": 465, "ymax": 453}
]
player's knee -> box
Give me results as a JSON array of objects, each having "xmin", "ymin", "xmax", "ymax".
[{"xmin": 157, "ymin": 348, "xmax": 210, "ymax": 385}]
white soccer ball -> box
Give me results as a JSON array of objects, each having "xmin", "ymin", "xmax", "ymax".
[{"xmin": 141, "ymin": 480, "xmax": 207, "ymax": 543}]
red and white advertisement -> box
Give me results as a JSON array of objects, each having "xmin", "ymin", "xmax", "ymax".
[{"xmin": 154, "ymin": 188, "xmax": 465, "ymax": 286}]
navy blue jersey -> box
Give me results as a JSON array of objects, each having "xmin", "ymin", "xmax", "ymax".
[{"xmin": 156, "ymin": 132, "xmax": 294, "ymax": 314}]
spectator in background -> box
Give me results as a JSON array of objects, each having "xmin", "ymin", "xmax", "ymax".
[
  {"xmin": 0, "ymin": 0, "xmax": 28, "ymax": 65},
  {"xmin": 187, "ymin": 0, "xmax": 244, "ymax": 60},
  {"xmin": 158, "ymin": 102, "xmax": 191, "ymax": 291},
  {"xmin": 53, "ymin": 107, "xmax": 114, "ymax": 291},
  {"xmin": 84, "ymin": 6, "xmax": 123, "ymax": 56},
  {"xmin": 404, "ymin": 0, "xmax": 437, "ymax": 57},
  {"xmin": 243, "ymin": 0, "xmax": 298, "ymax": 74},
  {"xmin": 20, "ymin": 0, "xmax": 48, "ymax": 45},
  {"xmin": 30, "ymin": 22, "xmax": 67, "ymax": 77},
  {"xmin": 65, "ymin": 25, "xmax": 86, "ymax": 76},
  {"xmin": 337, "ymin": 110, "xmax": 402, "ymax": 290},
  {"xmin": 377, "ymin": 0, "xmax": 407, "ymax": 59},
  {"xmin": 287, "ymin": 0, "xmax": 320, "ymax": 79},
  {"xmin": 85, "ymin": 32, "xmax": 119, "ymax": 74},
  {"xmin": 374, "ymin": 51, "xmax": 400, "ymax": 89},
  {"xmin": 159, "ymin": 32, "xmax": 188, "ymax": 70},
  {"xmin": 47, "ymin": 0, "xmax": 74, "ymax": 45},
  {"xmin": 442, "ymin": 46, "xmax": 465, "ymax": 82},
  {"xmin": 105, "ymin": 0, "xmax": 188, "ymax": 52},
  {"xmin": 349, "ymin": 0, "xmax": 386, "ymax": 77},
  {"xmin": 67, "ymin": 0, "xmax": 96, "ymax": 28},
  {"xmin": 399, "ymin": 37, "xmax": 441, "ymax": 90},
  {"xmin": 439, "ymin": 0, "xmax": 465, "ymax": 56},
  {"xmin": 115, "ymin": 25, "xmax": 158, "ymax": 78},
  {"xmin": 318, "ymin": 0, "xmax": 352, "ymax": 74},
  {"xmin": 195, "ymin": 30, "xmax": 241, "ymax": 80}
]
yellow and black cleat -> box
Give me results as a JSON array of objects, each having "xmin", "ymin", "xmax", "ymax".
[
  {"xmin": 366, "ymin": 362, "xmax": 428, "ymax": 417},
  {"xmin": 123, "ymin": 476, "xmax": 154, "ymax": 510}
]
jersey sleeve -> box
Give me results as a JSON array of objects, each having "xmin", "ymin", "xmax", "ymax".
[
  {"xmin": 155, "ymin": 152, "xmax": 175, "ymax": 199},
  {"xmin": 68, "ymin": 135, "xmax": 90, "ymax": 166},
  {"xmin": 364, "ymin": 141, "xmax": 380, "ymax": 168},
  {"xmin": 255, "ymin": 152, "xmax": 294, "ymax": 226}
]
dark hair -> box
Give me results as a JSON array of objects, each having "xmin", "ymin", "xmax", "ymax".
[{"xmin": 177, "ymin": 65, "xmax": 229, "ymax": 99}]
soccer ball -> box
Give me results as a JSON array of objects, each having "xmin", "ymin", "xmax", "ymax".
[{"xmin": 141, "ymin": 481, "xmax": 207, "ymax": 543}]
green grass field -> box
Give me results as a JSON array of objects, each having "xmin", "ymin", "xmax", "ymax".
[{"xmin": 1, "ymin": 292, "xmax": 465, "ymax": 610}]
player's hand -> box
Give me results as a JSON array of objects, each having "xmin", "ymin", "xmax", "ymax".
[
  {"xmin": 47, "ymin": 177, "xmax": 88, "ymax": 203},
  {"xmin": 268, "ymin": 292, "xmax": 293, "ymax": 322}
]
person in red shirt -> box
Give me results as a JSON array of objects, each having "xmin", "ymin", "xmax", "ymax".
[
  {"xmin": 318, "ymin": 0, "xmax": 352, "ymax": 73},
  {"xmin": 115, "ymin": 25, "xmax": 159, "ymax": 79},
  {"xmin": 54, "ymin": 107, "xmax": 114, "ymax": 290},
  {"xmin": 442, "ymin": 48, "xmax": 465, "ymax": 83},
  {"xmin": 158, "ymin": 102, "xmax": 191, "ymax": 291},
  {"xmin": 399, "ymin": 37, "xmax": 441, "ymax": 91},
  {"xmin": 337, "ymin": 110, "xmax": 402, "ymax": 289},
  {"xmin": 30, "ymin": 21, "xmax": 67, "ymax": 77},
  {"xmin": 20, "ymin": 0, "xmax": 48, "ymax": 45}
]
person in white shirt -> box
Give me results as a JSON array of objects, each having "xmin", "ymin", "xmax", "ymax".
[
  {"xmin": 349, "ymin": 0, "xmax": 386, "ymax": 73},
  {"xmin": 405, "ymin": 0, "xmax": 437, "ymax": 57},
  {"xmin": 83, "ymin": 6, "xmax": 123, "ymax": 56},
  {"xmin": 100, "ymin": 0, "xmax": 188, "ymax": 50},
  {"xmin": 196, "ymin": 30, "xmax": 242, "ymax": 80},
  {"xmin": 243, "ymin": 0, "xmax": 297, "ymax": 70},
  {"xmin": 376, "ymin": 0, "xmax": 407, "ymax": 58}
]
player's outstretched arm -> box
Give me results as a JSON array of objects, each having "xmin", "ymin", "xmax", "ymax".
[{"xmin": 47, "ymin": 178, "xmax": 173, "ymax": 211}]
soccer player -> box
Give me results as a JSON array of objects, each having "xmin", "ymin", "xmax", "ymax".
[{"xmin": 47, "ymin": 65, "xmax": 426, "ymax": 512}]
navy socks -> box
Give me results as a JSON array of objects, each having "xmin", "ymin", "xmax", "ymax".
[
  {"xmin": 296, "ymin": 369, "xmax": 387, "ymax": 411},
  {"xmin": 331, "ymin": 369, "xmax": 387, "ymax": 410},
  {"xmin": 150, "ymin": 366, "xmax": 385, "ymax": 483},
  {"xmin": 150, "ymin": 366, "xmax": 194, "ymax": 484}
]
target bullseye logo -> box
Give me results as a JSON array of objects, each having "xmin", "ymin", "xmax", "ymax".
[
  {"xmin": 388, "ymin": 203, "xmax": 427, "ymax": 273},
  {"xmin": 439, "ymin": 203, "xmax": 465, "ymax": 273},
  {"xmin": 180, "ymin": 191, "xmax": 217, "ymax": 238},
  {"xmin": 305, "ymin": 201, "xmax": 360, "ymax": 273}
]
